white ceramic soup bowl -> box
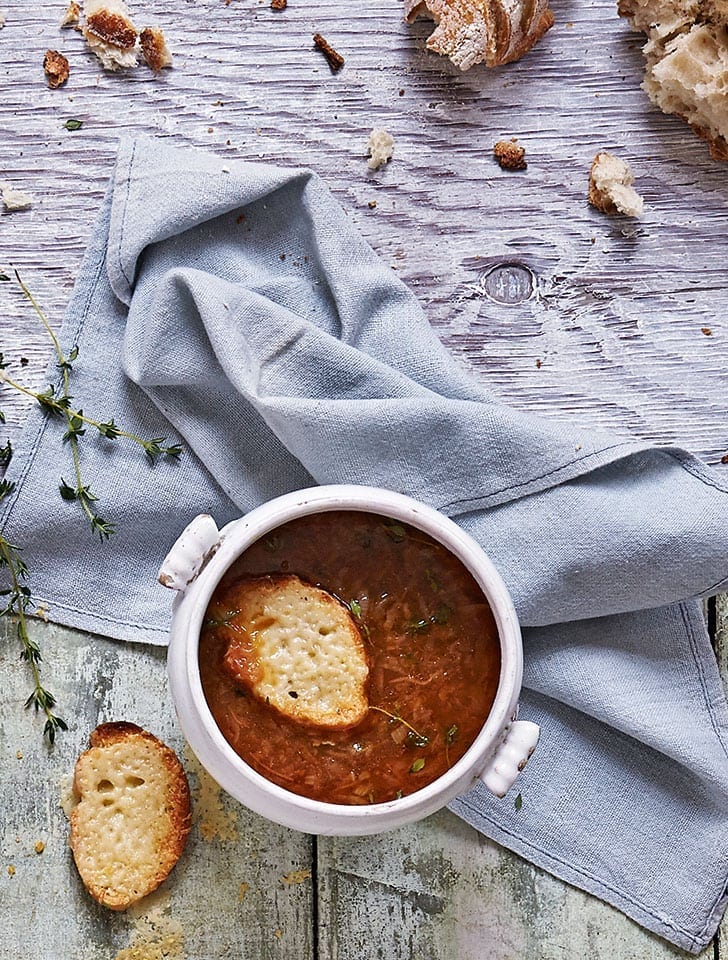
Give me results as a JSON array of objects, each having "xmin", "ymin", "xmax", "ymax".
[{"xmin": 160, "ymin": 484, "xmax": 538, "ymax": 836}]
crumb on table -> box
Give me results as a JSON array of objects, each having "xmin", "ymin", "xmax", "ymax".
[
  {"xmin": 44, "ymin": 49, "xmax": 70, "ymax": 88},
  {"xmin": 494, "ymin": 139, "xmax": 527, "ymax": 170},
  {"xmin": 367, "ymin": 129, "xmax": 394, "ymax": 170},
  {"xmin": 313, "ymin": 33, "xmax": 344, "ymax": 72}
]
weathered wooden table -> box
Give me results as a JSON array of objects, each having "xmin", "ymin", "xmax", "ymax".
[{"xmin": 1, "ymin": 0, "xmax": 726, "ymax": 956}]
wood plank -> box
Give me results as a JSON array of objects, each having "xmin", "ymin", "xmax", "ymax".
[
  {"xmin": 1, "ymin": 0, "xmax": 727, "ymax": 460},
  {"xmin": 317, "ymin": 809, "xmax": 714, "ymax": 960},
  {"xmin": 0, "ymin": 619, "xmax": 314, "ymax": 959},
  {"xmin": 318, "ymin": 598, "xmax": 727, "ymax": 959}
]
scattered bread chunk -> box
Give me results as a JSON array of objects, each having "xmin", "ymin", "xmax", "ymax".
[
  {"xmin": 60, "ymin": 1, "xmax": 81, "ymax": 28},
  {"xmin": 83, "ymin": 0, "xmax": 139, "ymax": 71},
  {"xmin": 588, "ymin": 152, "xmax": 644, "ymax": 216},
  {"xmin": 69, "ymin": 722, "xmax": 191, "ymax": 910},
  {"xmin": 1, "ymin": 182, "xmax": 33, "ymax": 212},
  {"xmin": 619, "ymin": 0, "xmax": 728, "ymax": 159},
  {"xmin": 220, "ymin": 574, "xmax": 369, "ymax": 728},
  {"xmin": 139, "ymin": 26, "xmax": 172, "ymax": 72},
  {"xmin": 271, "ymin": 0, "xmax": 287, "ymax": 9},
  {"xmin": 367, "ymin": 128, "xmax": 394, "ymax": 170},
  {"xmin": 44, "ymin": 49, "xmax": 70, "ymax": 88},
  {"xmin": 313, "ymin": 32, "xmax": 345, "ymax": 72},
  {"xmin": 404, "ymin": 0, "xmax": 554, "ymax": 69},
  {"xmin": 494, "ymin": 139, "xmax": 527, "ymax": 169}
]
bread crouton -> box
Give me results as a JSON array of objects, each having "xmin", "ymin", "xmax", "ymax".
[
  {"xmin": 69, "ymin": 722, "xmax": 191, "ymax": 910},
  {"xmin": 220, "ymin": 574, "xmax": 369, "ymax": 728}
]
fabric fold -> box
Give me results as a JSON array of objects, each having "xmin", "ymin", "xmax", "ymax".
[{"xmin": 1, "ymin": 136, "xmax": 727, "ymax": 952}]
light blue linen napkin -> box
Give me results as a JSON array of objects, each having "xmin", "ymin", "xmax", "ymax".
[{"xmin": 2, "ymin": 137, "xmax": 727, "ymax": 952}]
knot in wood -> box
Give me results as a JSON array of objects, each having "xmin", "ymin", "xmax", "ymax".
[{"xmin": 480, "ymin": 263, "xmax": 535, "ymax": 305}]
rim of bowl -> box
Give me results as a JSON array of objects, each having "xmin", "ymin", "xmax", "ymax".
[{"xmin": 177, "ymin": 484, "xmax": 523, "ymax": 817}]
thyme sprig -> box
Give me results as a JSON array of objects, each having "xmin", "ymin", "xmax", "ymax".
[
  {"xmin": 1, "ymin": 271, "xmax": 182, "ymax": 538},
  {"xmin": 369, "ymin": 705, "xmax": 430, "ymax": 746},
  {"xmin": 0, "ymin": 480, "xmax": 67, "ymax": 743}
]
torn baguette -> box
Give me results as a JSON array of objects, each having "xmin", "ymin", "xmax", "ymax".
[{"xmin": 404, "ymin": 0, "xmax": 554, "ymax": 69}]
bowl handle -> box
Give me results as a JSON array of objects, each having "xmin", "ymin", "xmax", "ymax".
[
  {"xmin": 158, "ymin": 514, "xmax": 221, "ymax": 591},
  {"xmin": 478, "ymin": 720, "xmax": 540, "ymax": 798}
]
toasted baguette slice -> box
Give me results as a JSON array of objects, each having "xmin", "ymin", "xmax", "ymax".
[
  {"xmin": 220, "ymin": 574, "xmax": 369, "ymax": 728},
  {"xmin": 70, "ymin": 722, "xmax": 191, "ymax": 910}
]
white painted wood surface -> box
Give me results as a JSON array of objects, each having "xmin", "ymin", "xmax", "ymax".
[{"xmin": 1, "ymin": 0, "xmax": 726, "ymax": 956}]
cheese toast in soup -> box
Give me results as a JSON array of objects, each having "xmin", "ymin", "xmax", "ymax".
[{"xmin": 199, "ymin": 511, "xmax": 501, "ymax": 805}]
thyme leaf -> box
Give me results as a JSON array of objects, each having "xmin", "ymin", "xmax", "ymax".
[
  {"xmin": 410, "ymin": 758, "xmax": 425, "ymax": 773},
  {"xmin": 514, "ymin": 793, "xmax": 523, "ymax": 811}
]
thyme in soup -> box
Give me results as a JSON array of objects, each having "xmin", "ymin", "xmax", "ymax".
[{"xmin": 199, "ymin": 511, "xmax": 501, "ymax": 805}]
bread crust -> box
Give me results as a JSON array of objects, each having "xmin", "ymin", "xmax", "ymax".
[
  {"xmin": 70, "ymin": 723, "xmax": 191, "ymax": 910},
  {"xmin": 404, "ymin": 0, "xmax": 554, "ymax": 69},
  {"xmin": 219, "ymin": 573, "xmax": 369, "ymax": 728}
]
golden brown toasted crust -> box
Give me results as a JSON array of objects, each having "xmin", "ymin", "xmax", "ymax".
[
  {"xmin": 44, "ymin": 49, "xmax": 70, "ymax": 88},
  {"xmin": 313, "ymin": 33, "xmax": 345, "ymax": 71},
  {"xmin": 494, "ymin": 139, "xmax": 527, "ymax": 169},
  {"xmin": 85, "ymin": 10, "xmax": 138, "ymax": 49},
  {"xmin": 219, "ymin": 573, "xmax": 369, "ymax": 728},
  {"xmin": 139, "ymin": 26, "xmax": 172, "ymax": 72},
  {"xmin": 70, "ymin": 723, "xmax": 191, "ymax": 910}
]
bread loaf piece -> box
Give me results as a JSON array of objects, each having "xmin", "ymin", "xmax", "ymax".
[
  {"xmin": 70, "ymin": 722, "xmax": 191, "ymax": 910},
  {"xmin": 83, "ymin": 0, "xmax": 139, "ymax": 70},
  {"xmin": 404, "ymin": 0, "xmax": 554, "ymax": 69},
  {"xmin": 620, "ymin": 0, "xmax": 728, "ymax": 159},
  {"xmin": 220, "ymin": 574, "xmax": 369, "ymax": 728}
]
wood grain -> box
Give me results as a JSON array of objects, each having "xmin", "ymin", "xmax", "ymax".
[
  {"xmin": 0, "ymin": 620, "xmax": 314, "ymax": 959},
  {"xmin": 0, "ymin": 0, "xmax": 727, "ymax": 460},
  {"xmin": 1, "ymin": 1, "xmax": 727, "ymax": 956}
]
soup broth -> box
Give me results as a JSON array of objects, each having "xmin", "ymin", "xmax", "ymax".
[{"xmin": 199, "ymin": 510, "xmax": 501, "ymax": 804}]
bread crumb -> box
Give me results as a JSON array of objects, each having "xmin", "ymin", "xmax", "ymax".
[
  {"xmin": 60, "ymin": 1, "xmax": 81, "ymax": 27},
  {"xmin": 238, "ymin": 882, "xmax": 250, "ymax": 900},
  {"xmin": 16, "ymin": 750, "xmax": 22, "ymax": 759},
  {"xmin": 271, "ymin": 0, "xmax": 287, "ymax": 9},
  {"xmin": 7, "ymin": 865, "xmax": 15, "ymax": 877},
  {"xmin": 367, "ymin": 129, "xmax": 394, "ymax": 170},
  {"xmin": 368, "ymin": 200, "xmax": 377, "ymax": 208},
  {"xmin": 0, "ymin": 10, "xmax": 7, "ymax": 28},
  {"xmin": 1, "ymin": 182, "xmax": 33, "ymax": 212},
  {"xmin": 139, "ymin": 26, "xmax": 172, "ymax": 72},
  {"xmin": 184, "ymin": 746, "xmax": 238, "ymax": 842},
  {"xmin": 274, "ymin": 930, "xmax": 283, "ymax": 940},
  {"xmin": 313, "ymin": 33, "xmax": 344, "ymax": 71},
  {"xmin": 721, "ymin": 453, "xmax": 728, "ymax": 464},
  {"xmin": 44, "ymin": 49, "xmax": 70, "ymax": 88},
  {"xmin": 59, "ymin": 773, "xmax": 78, "ymax": 818},
  {"xmin": 282, "ymin": 869, "xmax": 312, "ymax": 885},
  {"xmin": 35, "ymin": 840, "xmax": 45, "ymax": 854},
  {"xmin": 493, "ymin": 139, "xmax": 527, "ymax": 170},
  {"xmin": 115, "ymin": 891, "xmax": 185, "ymax": 960},
  {"xmin": 701, "ymin": 327, "xmax": 712, "ymax": 336},
  {"xmin": 83, "ymin": 0, "xmax": 139, "ymax": 71},
  {"xmin": 588, "ymin": 152, "xmax": 644, "ymax": 217}
]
